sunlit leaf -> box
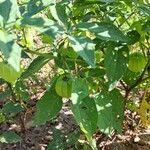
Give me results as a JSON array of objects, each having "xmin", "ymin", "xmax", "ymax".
[
  {"xmin": 0, "ymin": 0, "xmax": 19, "ymax": 27},
  {"xmin": 71, "ymin": 78, "xmax": 89, "ymax": 105},
  {"xmin": 0, "ymin": 30, "xmax": 21, "ymax": 72},
  {"xmin": 24, "ymin": 0, "xmax": 52, "ymax": 17},
  {"xmin": 69, "ymin": 35, "xmax": 95, "ymax": 67},
  {"xmin": 0, "ymin": 62, "xmax": 22, "ymax": 84},
  {"xmin": 95, "ymin": 89, "xmax": 124, "ymax": 136},
  {"xmin": 104, "ymin": 44, "xmax": 128, "ymax": 91},
  {"xmin": 72, "ymin": 97, "xmax": 98, "ymax": 136},
  {"xmin": 50, "ymin": 3, "xmax": 68, "ymax": 27},
  {"xmin": 18, "ymin": 17, "xmax": 65, "ymax": 39},
  {"xmin": 77, "ymin": 22, "xmax": 128, "ymax": 42}
]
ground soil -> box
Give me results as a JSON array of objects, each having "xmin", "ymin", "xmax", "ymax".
[{"xmin": 0, "ymin": 98, "xmax": 150, "ymax": 150}]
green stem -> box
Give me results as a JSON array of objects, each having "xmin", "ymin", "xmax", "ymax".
[
  {"xmin": 35, "ymin": 46, "xmax": 49, "ymax": 51},
  {"xmin": 22, "ymin": 29, "xmax": 28, "ymax": 45},
  {"xmin": 24, "ymin": 48, "xmax": 46, "ymax": 56},
  {"xmin": 86, "ymin": 134, "xmax": 97, "ymax": 150},
  {"xmin": 7, "ymin": 83, "xmax": 16, "ymax": 102},
  {"xmin": 7, "ymin": 82, "xmax": 26, "ymax": 132}
]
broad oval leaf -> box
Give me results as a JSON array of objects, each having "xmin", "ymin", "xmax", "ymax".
[
  {"xmin": 72, "ymin": 97, "xmax": 98, "ymax": 136},
  {"xmin": 95, "ymin": 89, "xmax": 124, "ymax": 136},
  {"xmin": 71, "ymin": 78, "xmax": 89, "ymax": 104},
  {"xmin": 0, "ymin": 90, "xmax": 12, "ymax": 101},
  {"xmin": 0, "ymin": 30, "xmax": 21, "ymax": 72},
  {"xmin": 98, "ymin": 0, "xmax": 115, "ymax": 2},
  {"xmin": 123, "ymin": 68, "xmax": 140, "ymax": 86},
  {"xmin": 48, "ymin": 128, "xmax": 65, "ymax": 150},
  {"xmin": 2, "ymin": 102, "xmax": 24, "ymax": 114},
  {"xmin": 20, "ymin": 54, "xmax": 53, "ymax": 79},
  {"xmin": 0, "ymin": 131, "xmax": 21, "ymax": 143},
  {"xmin": 24, "ymin": 0, "xmax": 52, "ymax": 17},
  {"xmin": 104, "ymin": 44, "xmax": 129, "ymax": 91},
  {"xmin": 69, "ymin": 36, "xmax": 95, "ymax": 67},
  {"xmin": 76, "ymin": 22, "xmax": 128, "ymax": 42},
  {"xmin": 15, "ymin": 80, "xmax": 30, "ymax": 102},
  {"xmin": 18, "ymin": 17, "xmax": 65, "ymax": 39},
  {"xmin": 81, "ymin": 68, "xmax": 105, "ymax": 78},
  {"xmin": 142, "ymin": 20, "xmax": 150, "ymax": 32},
  {"xmin": 126, "ymin": 30, "xmax": 141, "ymax": 45},
  {"xmin": 0, "ymin": 0, "xmax": 19, "ymax": 27},
  {"xmin": 0, "ymin": 62, "xmax": 22, "ymax": 84},
  {"xmin": 33, "ymin": 78, "xmax": 63, "ymax": 126},
  {"xmin": 0, "ymin": 113, "xmax": 6, "ymax": 123},
  {"xmin": 138, "ymin": 4, "xmax": 150, "ymax": 17},
  {"xmin": 50, "ymin": 3, "xmax": 68, "ymax": 27}
]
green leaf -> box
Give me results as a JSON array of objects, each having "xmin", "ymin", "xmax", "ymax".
[
  {"xmin": 71, "ymin": 78, "xmax": 89, "ymax": 104},
  {"xmin": 0, "ymin": 90, "xmax": 12, "ymax": 101},
  {"xmin": 0, "ymin": 0, "xmax": 19, "ymax": 27},
  {"xmin": 104, "ymin": 44, "xmax": 128, "ymax": 91},
  {"xmin": 54, "ymin": 53, "xmax": 75, "ymax": 70},
  {"xmin": 66, "ymin": 130, "xmax": 80, "ymax": 145},
  {"xmin": 69, "ymin": 36, "xmax": 95, "ymax": 67},
  {"xmin": 82, "ymin": 68, "xmax": 105, "ymax": 78},
  {"xmin": 24, "ymin": 0, "xmax": 52, "ymax": 17},
  {"xmin": 122, "ymin": 0, "xmax": 132, "ymax": 7},
  {"xmin": 19, "ymin": 17, "xmax": 47, "ymax": 27},
  {"xmin": 98, "ymin": 0, "xmax": 115, "ymax": 2},
  {"xmin": 76, "ymin": 22, "xmax": 128, "ymax": 42},
  {"xmin": 2, "ymin": 102, "xmax": 24, "ymax": 114},
  {"xmin": 74, "ymin": 0, "xmax": 115, "ymax": 5},
  {"xmin": 142, "ymin": 20, "xmax": 150, "ymax": 32},
  {"xmin": 61, "ymin": 47, "xmax": 78, "ymax": 59},
  {"xmin": 0, "ymin": 30, "xmax": 21, "ymax": 72},
  {"xmin": 127, "ymin": 101, "xmax": 138, "ymax": 112},
  {"xmin": 33, "ymin": 79, "xmax": 63, "ymax": 126},
  {"xmin": 20, "ymin": 54, "xmax": 52, "ymax": 79},
  {"xmin": 83, "ymin": 144, "xmax": 92, "ymax": 150},
  {"xmin": 21, "ymin": 51, "xmax": 31, "ymax": 59},
  {"xmin": 126, "ymin": 30, "xmax": 141, "ymax": 45},
  {"xmin": 85, "ymin": 0, "xmax": 115, "ymax": 3},
  {"xmin": 95, "ymin": 89, "xmax": 124, "ymax": 136},
  {"xmin": 48, "ymin": 128, "xmax": 80, "ymax": 149},
  {"xmin": 50, "ymin": 3, "xmax": 68, "ymax": 27},
  {"xmin": 123, "ymin": 68, "xmax": 140, "ymax": 86},
  {"xmin": 0, "ymin": 113, "xmax": 6, "ymax": 123},
  {"xmin": 41, "ymin": 22, "xmax": 65, "ymax": 39},
  {"xmin": 19, "ymin": 17, "xmax": 64, "ymax": 39},
  {"xmin": 72, "ymin": 97, "xmax": 98, "ymax": 136},
  {"xmin": 0, "ymin": 131, "xmax": 21, "ymax": 143},
  {"xmin": 138, "ymin": 4, "xmax": 150, "ymax": 17},
  {"xmin": 15, "ymin": 80, "xmax": 30, "ymax": 102},
  {"xmin": 0, "ymin": 62, "xmax": 22, "ymax": 84},
  {"xmin": 70, "ymin": 79, "xmax": 97, "ymax": 136},
  {"xmin": 0, "ymin": 78, "xmax": 6, "ymax": 85},
  {"xmin": 48, "ymin": 128, "xmax": 65, "ymax": 150}
]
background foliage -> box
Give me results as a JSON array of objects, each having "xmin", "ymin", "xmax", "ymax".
[{"xmin": 0, "ymin": 0, "xmax": 150, "ymax": 149}]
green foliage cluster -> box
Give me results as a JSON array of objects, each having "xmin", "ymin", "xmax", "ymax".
[{"xmin": 0, "ymin": 0, "xmax": 150, "ymax": 149}]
